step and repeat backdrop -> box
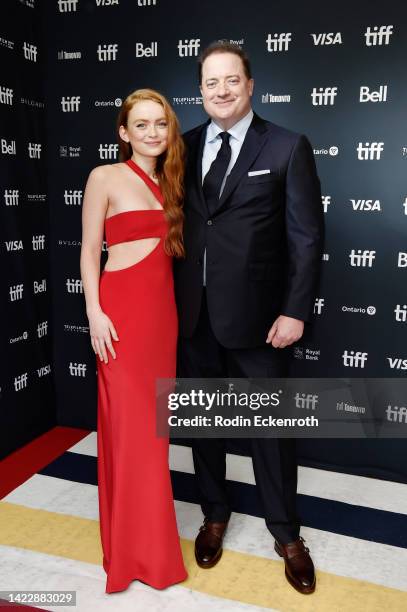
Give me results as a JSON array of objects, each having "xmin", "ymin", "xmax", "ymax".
[
  {"xmin": 2, "ymin": 0, "xmax": 406, "ymax": 479},
  {"xmin": 0, "ymin": 0, "xmax": 54, "ymax": 459}
]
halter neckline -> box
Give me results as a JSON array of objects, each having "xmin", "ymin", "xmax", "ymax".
[{"xmin": 125, "ymin": 158, "xmax": 164, "ymax": 206}]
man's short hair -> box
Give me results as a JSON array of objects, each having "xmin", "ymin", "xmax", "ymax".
[{"xmin": 198, "ymin": 40, "xmax": 252, "ymax": 84}]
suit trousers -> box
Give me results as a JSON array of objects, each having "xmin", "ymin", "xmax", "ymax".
[{"xmin": 177, "ymin": 289, "xmax": 301, "ymax": 544}]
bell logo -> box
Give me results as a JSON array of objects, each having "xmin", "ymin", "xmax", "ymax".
[
  {"xmin": 266, "ymin": 33, "xmax": 292, "ymax": 52},
  {"xmin": 342, "ymin": 350, "xmax": 368, "ymax": 368},
  {"xmin": 398, "ymin": 252, "xmax": 407, "ymax": 267},
  {"xmin": 178, "ymin": 39, "xmax": 200, "ymax": 57},
  {"xmin": 311, "ymin": 32, "xmax": 342, "ymax": 45},
  {"xmin": 34, "ymin": 279, "xmax": 47, "ymax": 293},
  {"xmin": 135, "ymin": 42, "xmax": 158, "ymax": 57},
  {"xmin": 357, "ymin": 142, "xmax": 384, "ymax": 160},
  {"xmin": 1, "ymin": 139, "xmax": 16, "ymax": 155},
  {"xmin": 360, "ymin": 85, "xmax": 388, "ymax": 103},
  {"xmin": 364, "ymin": 25, "xmax": 393, "ymax": 46}
]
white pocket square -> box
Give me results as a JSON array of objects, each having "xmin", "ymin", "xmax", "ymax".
[{"xmin": 248, "ymin": 169, "xmax": 271, "ymax": 176}]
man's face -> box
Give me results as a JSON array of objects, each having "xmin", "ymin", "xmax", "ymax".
[{"xmin": 200, "ymin": 52, "xmax": 254, "ymax": 129}]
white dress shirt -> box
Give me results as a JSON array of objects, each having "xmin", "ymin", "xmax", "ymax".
[{"xmin": 201, "ymin": 109, "xmax": 254, "ymax": 285}]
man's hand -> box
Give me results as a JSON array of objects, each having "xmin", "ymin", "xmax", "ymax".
[{"xmin": 266, "ymin": 315, "xmax": 304, "ymax": 348}]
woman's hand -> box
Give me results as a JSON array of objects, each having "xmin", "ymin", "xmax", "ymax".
[{"xmin": 88, "ymin": 308, "xmax": 119, "ymax": 363}]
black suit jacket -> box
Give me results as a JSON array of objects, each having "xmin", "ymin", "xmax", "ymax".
[{"xmin": 174, "ymin": 112, "xmax": 324, "ymax": 349}]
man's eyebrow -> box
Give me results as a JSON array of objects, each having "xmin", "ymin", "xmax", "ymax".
[{"xmin": 205, "ymin": 74, "xmax": 240, "ymax": 81}]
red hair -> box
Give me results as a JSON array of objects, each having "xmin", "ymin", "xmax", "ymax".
[{"xmin": 116, "ymin": 89, "xmax": 185, "ymax": 258}]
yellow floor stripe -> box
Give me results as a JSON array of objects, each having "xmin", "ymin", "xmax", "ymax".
[{"xmin": 1, "ymin": 501, "xmax": 406, "ymax": 612}]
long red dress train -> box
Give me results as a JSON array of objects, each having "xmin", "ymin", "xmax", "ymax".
[{"xmin": 97, "ymin": 159, "xmax": 187, "ymax": 593}]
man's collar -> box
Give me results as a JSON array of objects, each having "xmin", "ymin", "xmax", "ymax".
[{"xmin": 206, "ymin": 109, "xmax": 254, "ymax": 143}]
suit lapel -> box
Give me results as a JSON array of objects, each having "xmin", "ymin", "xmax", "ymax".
[
  {"xmin": 185, "ymin": 121, "xmax": 209, "ymax": 219},
  {"xmin": 216, "ymin": 113, "xmax": 268, "ymax": 214}
]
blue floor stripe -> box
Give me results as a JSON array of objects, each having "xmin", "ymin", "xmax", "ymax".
[{"xmin": 38, "ymin": 451, "xmax": 407, "ymax": 549}]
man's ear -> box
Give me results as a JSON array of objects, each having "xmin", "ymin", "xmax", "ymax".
[
  {"xmin": 118, "ymin": 125, "xmax": 129, "ymax": 143},
  {"xmin": 248, "ymin": 78, "xmax": 254, "ymax": 96}
]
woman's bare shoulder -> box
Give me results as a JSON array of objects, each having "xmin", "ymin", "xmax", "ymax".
[{"xmin": 87, "ymin": 163, "xmax": 127, "ymax": 181}]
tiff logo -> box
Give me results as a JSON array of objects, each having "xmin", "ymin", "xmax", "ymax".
[
  {"xmin": 99, "ymin": 143, "xmax": 118, "ymax": 159},
  {"xmin": 349, "ymin": 249, "xmax": 376, "ymax": 267},
  {"xmin": 394, "ymin": 304, "xmax": 407, "ymax": 323},
  {"xmin": 69, "ymin": 362, "xmax": 87, "ymax": 377},
  {"xmin": 32, "ymin": 234, "xmax": 45, "ymax": 250},
  {"xmin": 9, "ymin": 284, "xmax": 24, "ymax": 301},
  {"xmin": 360, "ymin": 85, "xmax": 387, "ymax": 103},
  {"xmin": 14, "ymin": 373, "xmax": 28, "ymax": 391},
  {"xmin": 386, "ymin": 405, "xmax": 407, "ymax": 423},
  {"xmin": 314, "ymin": 298, "xmax": 324, "ymax": 315},
  {"xmin": 28, "ymin": 143, "xmax": 41, "ymax": 158},
  {"xmin": 0, "ymin": 86, "xmax": 13, "ymax": 105},
  {"xmin": 357, "ymin": 142, "xmax": 384, "ymax": 160},
  {"xmin": 295, "ymin": 393, "xmax": 318, "ymax": 410},
  {"xmin": 1, "ymin": 139, "xmax": 16, "ymax": 155},
  {"xmin": 58, "ymin": 0, "xmax": 78, "ymax": 12},
  {"xmin": 342, "ymin": 350, "xmax": 368, "ymax": 368},
  {"xmin": 64, "ymin": 189, "xmax": 83, "ymax": 205},
  {"xmin": 97, "ymin": 44, "xmax": 118, "ymax": 61},
  {"xmin": 322, "ymin": 195, "xmax": 331, "ymax": 212},
  {"xmin": 178, "ymin": 39, "xmax": 200, "ymax": 57},
  {"xmin": 23, "ymin": 42, "xmax": 37, "ymax": 61},
  {"xmin": 66, "ymin": 278, "xmax": 83, "ymax": 293},
  {"xmin": 37, "ymin": 320, "xmax": 48, "ymax": 337},
  {"xmin": 34, "ymin": 279, "xmax": 47, "ymax": 293},
  {"xmin": 311, "ymin": 87, "xmax": 338, "ymax": 105},
  {"xmin": 4, "ymin": 189, "xmax": 19, "ymax": 205},
  {"xmin": 266, "ymin": 33, "xmax": 292, "ymax": 52},
  {"xmin": 398, "ymin": 252, "xmax": 407, "ymax": 267},
  {"xmin": 61, "ymin": 96, "xmax": 80, "ymax": 112},
  {"xmin": 364, "ymin": 25, "xmax": 393, "ymax": 46}
]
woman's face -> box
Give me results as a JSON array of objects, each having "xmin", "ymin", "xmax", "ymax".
[{"xmin": 120, "ymin": 99, "xmax": 169, "ymax": 159}]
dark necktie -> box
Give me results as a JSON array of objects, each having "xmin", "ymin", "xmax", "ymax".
[{"xmin": 202, "ymin": 131, "xmax": 231, "ymax": 216}]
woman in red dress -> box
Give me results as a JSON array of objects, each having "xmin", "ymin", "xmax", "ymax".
[{"xmin": 80, "ymin": 89, "xmax": 187, "ymax": 593}]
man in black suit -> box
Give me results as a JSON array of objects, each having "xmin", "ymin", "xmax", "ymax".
[{"xmin": 175, "ymin": 41, "xmax": 324, "ymax": 595}]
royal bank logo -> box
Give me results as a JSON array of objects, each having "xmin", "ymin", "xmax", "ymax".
[
  {"xmin": 350, "ymin": 199, "xmax": 381, "ymax": 212},
  {"xmin": 357, "ymin": 142, "xmax": 384, "ymax": 160},
  {"xmin": 135, "ymin": 42, "xmax": 157, "ymax": 57},
  {"xmin": 97, "ymin": 43, "xmax": 118, "ymax": 61},
  {"xmin": 349, "ymin": 249, "xmax": 376, "ymax": 267},
  {"xmin": 1, "ymin": 139, "xmax": 16, "ymax": 155},
  {"xmin": 394, "ymin": 305, "xmax": 407, "ymax": 323},
  {"xmin": 342, "ymin": 350, "xmax": 368, "ymax": 368},
  {"xmin": 61, "ymin": 96, "xmax": 80, "ymax": 112},
  {"xmin": 66, "ymin": 278, "xmax": 83, "ymax": 293},
  {"xmin": 311, "ymin": 32, "xmax": 342, "ymax": 45},
  {"xmin": 14, "ymin": 373, "xmax": 28, "ymax": 391},
  {"xmin": 5, "ymin": 240, "xmax": 23, "ymax": 251},
  {"xmin": 59, "ymin": 145, "xmax": 81, "ymax": 158},
  {"xmin": 293, "ymin": 346, "xmax": 320, "ymax": 361},
  {"xmin": 386, "ymin": 405, "xmax": 407, "ymax": 424},
  {"xmin": 58, "ymin": 50, "xmax": 82, "ymax": 60},
  {"xmin": 266, "ymin": 33, "xmax": 292, "ymax": 52},
  {"xmin": 4, "ymin": 190, "xmax": 19, "ymax": 205},
  {"xmin": 178, "ymin": 39, "xmax": 200, "ymax": 57},
  {"xmin": 33, "ymin": 279, "xmax": 47, "ymax": 294},
  {"xmin": 32, "ymin": 235, "xmax": 45, "ymax": 250},
  {"xmin": 261, "ymin": 93, "xmax": 291, "ymax": 103},
  {"xmin": 398, "ymin": 252, "xmax": 407, "ymax": 268},
  {"xmin": 359, "ymin": 85, "xmax": 387, "ymax": 103},
  {"xmin": 64, "ymin": 189, "xmax": 83, "ymax": 205},
  {"xmin": 9, "ymin": 284, "xmax": 24, "ymax": 301},
  {"xmin": 313, "ymin": 298, "xmax": 324, "ymax": 315},
  {"xmin": 311, "ymin": 87, "xmax": 338, "ymax": 105},
  {"xmin": 364, "ymin": 25, "xmax": 393, "ymax": 46},
  {"xmin": 69, "ymin": 362, "xmax": 87, "ymax": 376},
  {"xmin": 387, "ymin": 357, "xmax": 407, "ymax": 371},
  {"xmin": 37, "ymin": 320, "xmax": 48, "ymax": 337},
  {"xmin": 322, "ymin": 195, "xmax": 331, "ymax": 213},
  {"xmin": 295, "ymin": 393, "xmax": 318, "ymax": 410},
  {"xmin": 28, "ymin": 143, "xmax": 42, "ymax": 158},
  {"xmin": 58, "ymin": 0, "xmax": 78, "ymax": 12},
  {"xmin": 23, "ymin": 42, "xmax": 37, "ymax": 61},
  {"xmin": 99, "ymin": 143, "xmax": 118, "ymax": 159},
  {"xmin": 0, "ymin": 86, "xmax": 14, "ymax": 105}
]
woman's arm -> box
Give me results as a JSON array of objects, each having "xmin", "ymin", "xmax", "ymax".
[{"xmin": 80, "ymin": 166, "xmax": 118, "ymax": 363}]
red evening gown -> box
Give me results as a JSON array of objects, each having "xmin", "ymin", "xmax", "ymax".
[{"xmin": 96, "ymin": 159, "xmax": 187, "ymax": 593}]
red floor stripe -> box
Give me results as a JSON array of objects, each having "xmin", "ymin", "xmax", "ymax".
[{"xmin": 0, "ymin": 426, "xmax": 91, "ymax": 499}]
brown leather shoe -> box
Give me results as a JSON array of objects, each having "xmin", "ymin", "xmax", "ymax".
[
  {"xmin": 195, "ymin": 517, "xmax": 229, "ymax": 568},
  {"xmin": 274, "ymin": 536, "xmax": 316, "ymax": 594}
]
